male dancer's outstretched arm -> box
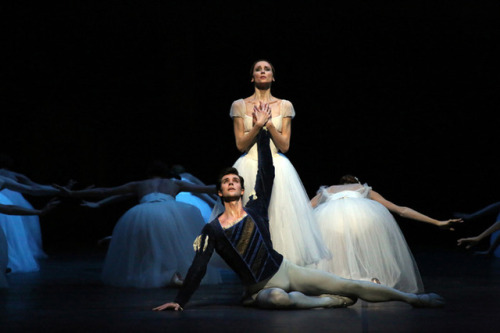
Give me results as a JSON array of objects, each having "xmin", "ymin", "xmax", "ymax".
[
  {"xmin": 153, "ymin": 109, "xmax": 272, "ymax": 311},
  {"xmin": 245, "ymin": 126, "xmax": 274, "ymax": 219}
]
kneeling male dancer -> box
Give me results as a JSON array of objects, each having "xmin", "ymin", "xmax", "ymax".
[{"xmin": 154, "ymin": 110, "xmax": 444, "ymax": 311}]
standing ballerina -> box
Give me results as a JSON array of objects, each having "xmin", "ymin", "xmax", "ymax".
[
  {"xmin": 58, "ymin": 162, "xmax": 221, "ymax": 288},
  {"xmin": 310, "ymin": 175, "xmax": 462, "ymax": 293},
  {"xmin": 229, "ymin": 60, "xmax": 327, "ymax": 266}
]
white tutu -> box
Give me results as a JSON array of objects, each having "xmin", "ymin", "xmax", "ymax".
[
  {"xmin": 314, "ymin": 186, "xmax": 424, "ymax": 293},
  {"xmin": 1, "ymin": 189, "xmax": 47, "ymax": 259},
  {"xmin": 0, "ymin": 193, "xmax": 39, "ymax": 273},
  {"xmin": 0, "ymin": 226, "xmax": 8, "ymax": 288},
  {"xmin": 101, "ymin": 192, "xmax": 221, "ymax": 288},
  {"xmin": 234, "ymin": 152, "xmax": 328, "ymax": 266}
]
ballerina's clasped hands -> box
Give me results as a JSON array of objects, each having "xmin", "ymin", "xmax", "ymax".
[{"xmin": 252, "ymin": 102, "xmax": 272, "ymax": 129}]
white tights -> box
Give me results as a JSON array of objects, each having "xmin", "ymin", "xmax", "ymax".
[{"xmin": 247, "ymin": 259, "xmax": 421, "ymax": 309}]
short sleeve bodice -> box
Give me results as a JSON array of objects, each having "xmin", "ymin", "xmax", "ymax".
[
  {"xmin": 230, "ymin": 99, "xmax": 295, "ymax": 160},
  {"xmin": 317, "ymin": 184, "xmax": 372, "ymax": 205},
  {"xmin": 139, "ymin": 192, "xmax": 175, "ymax": 204}
]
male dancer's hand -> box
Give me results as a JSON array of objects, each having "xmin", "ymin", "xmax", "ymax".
[{"xmin": 153, "ymin": 302, "xmax": 183, "ymax": 311}]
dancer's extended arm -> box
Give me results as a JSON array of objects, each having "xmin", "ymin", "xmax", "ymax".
[
  {"xmin": 153, "ymin": 225, "xmax": 216, "ymax": 311},
  {"xmin": 369, "ymin": 190, "xmax": 463, "ymax": 230},
  {"xmin": 175, "ymin": 181, "xmax": 216, "ymax": 195},
  {"xmin": 58, "ymin": 182, "xmax": 139, "ymax": 198},
  {"xmin": 457, "ymin": 220, "xmax": 500, "ymax": 249},
  {"xmin": 1, "ymin": 177, "xmax": 59, "ymax": 196},
  {"xmin": 80, "ymin": 194, "xmax": 136, "ymax": 208},
  {"xmin": 0, "ymin": 198, "xmax": 59, "ymax": 216}
]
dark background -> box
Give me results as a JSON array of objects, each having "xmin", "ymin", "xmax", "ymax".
[{"xmin": 2, "ymin": 1, "xmax": 499, "ymax": 251}]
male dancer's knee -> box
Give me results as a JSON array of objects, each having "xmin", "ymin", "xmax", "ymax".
[{"xmin": 256, "ymin": 288, "xmax": 293, "ymax": 309}]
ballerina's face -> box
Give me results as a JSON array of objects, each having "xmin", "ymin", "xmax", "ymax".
[
  {"xmin": 219, "ymin": 174, "xmax": 244, "ymax": 199},
  {"xmin": 252, "ymin": 61, "xmax": 275, "ymax": 84}
]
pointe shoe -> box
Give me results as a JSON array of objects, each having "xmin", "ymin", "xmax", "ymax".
[
  {"xmin": 412, "ymin": 293, "xmax": 445, "ymax": 308},
  {"xmin": 320, "ymin": 294, "xmax": 358, "ymax": 308},
  {"xmin": 170, "ymin": 272, "xmax": 184, "ymax": 287},
  {"xmin": 371, "ymin": 277, "xmax": 381, "ymax": 284}
]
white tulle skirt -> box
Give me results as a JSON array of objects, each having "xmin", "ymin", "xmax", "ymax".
[
  {"xmin": 1, "ymin": 189, "xmax": 47, "ymax": 259},
  {"xmin": 0, "ymin": 193, "xmax": 39, "ymax": 273},
  {"xmin": 101, "ymin": 193, "xmax": 221, "ymax": 288},
  {"xmin": 0, "ymin": 226, "xmax": 8, "ymax": 288},
  {"xmin": 233, "ymin": 153, "xmax": 328, "ymax": 266},
  {"xmin": 314, "ymin": 197, "xmax": 424, "ymax": 293},
  {"xmin": 491, "ymin": 230, "xmax": 500, "ymax": 258}
]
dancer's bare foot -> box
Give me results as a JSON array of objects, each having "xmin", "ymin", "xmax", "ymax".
[
  {"xmin": 170, "ymin": 272, "xmax": 184, "ymax": 287},
  {"xmin": 412, "ymin": 293, "xmax": 445, "ymax": 308}
]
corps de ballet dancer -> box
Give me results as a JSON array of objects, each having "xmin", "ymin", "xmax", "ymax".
[
  {"xmin": 310, "ymin": 174, "xmax": 462, "ymax": 293},
  {"xmin": 57, "ymin": 161, "xmax": 221, "ymax": 288}
]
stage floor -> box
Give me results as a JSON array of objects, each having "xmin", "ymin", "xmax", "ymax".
[{"xmin": 1, "ymin": 246, "xmax": 498, "ymax": 332}]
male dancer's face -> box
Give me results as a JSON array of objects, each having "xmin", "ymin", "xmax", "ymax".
[{"xmin": 218, "ymin": 173, "xmax": 244, "ymax": 201}]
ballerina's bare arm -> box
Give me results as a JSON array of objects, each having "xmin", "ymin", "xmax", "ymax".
[
  {"xmin": 1, "ymin": 176, "xmax": 59, "ymax": 196},
  {"xmin": 233, "ymin": 103, "xmax": 271, "ymax": 152},
  {"xmin": 175, "ymin": 180, "xmax": 216, "ymax": 195},
  {"xmin": 310, "ymin": 194, "xmax": 320, "ymax": 208},
  {"xmin": 80, "ymin": 193, "xmax": 136, "ymax": 208},
  {"xmin": 457, "ymin": 220, "xmax": 500, "ymax": 248},
  {"xmin": 310, "ymin": 189, "xmax": 327, "ymax": 208},
  {"xmin": 0, "ymin": 170, "xmax": 38, "ymax": 186},
  {"xmin": 0, "ymin": 198, "xmax": 59, "ymax": 216},
  {"xmin": 265, "ymin": 114, "xmax": 292, "ymax": 153},
  {"xmin": 369, "ymin": 190, "xmax": 463, "ymax": 229},
  {"xmin": 0, "ymin": 203, "xmax": 44, "ymax": 215},
  {"xmin": 59, "ymin": 181, "xmax": 140, "ymax": 198}
]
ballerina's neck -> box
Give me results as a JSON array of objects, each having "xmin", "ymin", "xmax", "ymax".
[{"xmin": 249, "ymin": 90, "xmax": 276, "ymax": 103}]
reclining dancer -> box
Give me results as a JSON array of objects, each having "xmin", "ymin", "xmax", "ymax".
[{"xmin": 154, "ymin": 108, "xmax": 444, "ymax": 311}]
